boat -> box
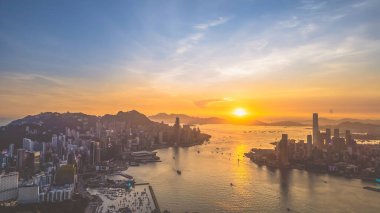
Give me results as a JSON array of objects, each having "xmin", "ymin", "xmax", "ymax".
[
  {"xmin": 131, "ymin": 150, "xmax": 160, "ymax": 161},
  {"xmin": 129, "ymin": 162, "xmax": 139, "ymax": 166},
  {"xmin": 177, "ymin": 170, "xmax": 182, "ymax": 175},
  {"xmin": 363, "ymin": 186, "xmax": 380, "ymax": 192}
]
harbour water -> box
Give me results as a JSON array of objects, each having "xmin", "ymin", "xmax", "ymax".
[{"xmin": 126, "ymin": 124, "xmax": 380, "ymax": 212}]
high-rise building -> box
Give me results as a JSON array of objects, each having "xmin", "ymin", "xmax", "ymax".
[
  {"xmin": 25, "ymin": 151, "xmax": 40, "ymax": 170},
  {"xmin": 306, "ymin": 135, "xmax": 312, "ymax": 158},
  {"xmin": 41, "ymin": 142, "xmax": 47, "ymax": 163},
  {"xmin": 345, "ymin": 130, "xmax": 352, "ymax": 145},
  {"xmin": 333, "ymin": 128, "xmax": 340, "ymax": 139},
  {"xmin": 8, "ymin": 144, "xmax": 15, "ymax": 158},
  {"xmin": 278, "ymin": 134, "xmax": 289, "ymax": 168},
  {"xmin": 89, "ymin": 141, "xmax": 99, "ymax": 165},
  {"xmin": 17, "ymin": 149, "xmax": 25, "ymax": 170},
  {"xmin": 312, "ymin": 113, "xmax": 320, "ymax": 148},
  {"xmin": 95, "ymin": 148, "xmax": 101, "ymax": 164},
  {"xmin": 23, "ymin": 138, "xmax": 35, "ymax": 152},
  {"xmin": 325, "ymin": 128, "xmax": 331, "ymax": 145},
  {"xmin": 173, "ymin": 117, "xmax": 181, "ymax": 146},
  {"xmin": 52, "ymin": 134, "xmax": 58, "ymax": 152}
]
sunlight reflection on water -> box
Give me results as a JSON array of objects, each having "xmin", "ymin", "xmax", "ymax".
[{"xmin": 125, "ymin": 124, "xmax": 380, "ymax": 213}]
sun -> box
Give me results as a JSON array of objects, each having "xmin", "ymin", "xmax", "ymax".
[{"xmin": 232, "ymin": 107, "xmax": 247, "ymax": 117}]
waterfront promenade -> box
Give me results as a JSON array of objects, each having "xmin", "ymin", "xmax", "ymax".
[{"xmin": 87, "ymin": 183, "xmax": 159, "ymax": 213}]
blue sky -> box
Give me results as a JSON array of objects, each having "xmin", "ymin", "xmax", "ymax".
[{"xmin": 0, "ymin": 0, "xmax": 379, "ymax": 121}]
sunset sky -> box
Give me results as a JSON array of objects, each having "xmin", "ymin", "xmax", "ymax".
[{"xmin": 1, "ymin": 0, "xmax": 380, "ymax": 123}]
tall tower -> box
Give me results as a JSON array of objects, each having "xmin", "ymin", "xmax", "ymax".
[
  {"xmin": 306, "ymin": 135, "xmax": 312, "ymax": 158},
  {"xmin": 333, "ymin": 128, "xmax": 339, "ymax": 139},
  {"xmin": 17, "ymin": 149, "xmax": 25, "ymax": 170},
  {"xmin": 278, "ymin": 134, "xmax": 289, "ymax": 168},
  {"xmin": 173, "ymin": 117, "xmax": 181, "ymax": 146},
  {"xmin": 312, "ymin": 113, "xmax": 320, "ymax": 148},
  {"xmin": 8, "ymin": 144, "xmax": 15, "ymax": 158},
  {"xmin": 325, "ymin": 128, "xmax": 331, "ymax": 145},
  {"xmin": 345, "ymin": 130, "xmax": 352, "ymax": 145},
  {"xmin": 89, "ymin": 141, "xmax": 99, "ymax": 165}
]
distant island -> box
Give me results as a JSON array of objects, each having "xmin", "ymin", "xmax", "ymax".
[
  {"xmin": 149, "ymin": 113, "xmax": 380, "ymax": 135},
  {"xmin": 149, "ymin": 113, "xmax": 228, "ymax": 125}
]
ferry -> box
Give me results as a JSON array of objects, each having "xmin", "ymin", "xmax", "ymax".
[{"xmin": 131, "ymin": 151, "xmax": 160, "ymax": 162}]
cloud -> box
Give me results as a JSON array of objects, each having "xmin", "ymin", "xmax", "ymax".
[
  {"xmin": 298, "ymin": 0, "xmax": 326, "ymax": 10},
  {"xmin": 175, "ymin": 17, "xmax": 231, "ymax": 54},
  {"xmin": 299, "ymin": 23, "xmax": 317, "ymax": 36},
  {"xmin": 176, "ymin": 33, "xmax": 204, "ymax": 54},
  {"xmin": 193, "ymin": 17, "xmax": 231, "ymax": 30},
  {"xmin": 194, "ymin": 97, "xmax": 233, "ymax": 108},
  {"xmin": 276, "ymin": 16, "xmax": 299, "ymax": 29}
]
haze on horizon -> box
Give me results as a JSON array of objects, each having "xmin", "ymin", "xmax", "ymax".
[{"xmin": 1, "ymin": 0, "xmax": 380, "ymax": 122}]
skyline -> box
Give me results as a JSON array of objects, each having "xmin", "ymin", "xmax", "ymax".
[{"xmin": 1, "ymin": 0, "xmax": 380, "ymax": 121}]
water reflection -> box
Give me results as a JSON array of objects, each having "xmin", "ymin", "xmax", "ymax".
[{"xmin": 126, "ymin": 124, "xmax": 380, "ymax": 212}]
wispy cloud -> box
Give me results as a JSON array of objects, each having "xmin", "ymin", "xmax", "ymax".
[
  {"xmin": 193, "ymin": 17, "xmax": 231, "ymax": 30},
  {"xmin": 176, "ymin": 33, "xmax": 204, "ymax": 54},
  {"xmin": 298, "ymin": 0, "xmax": 326, "ymax": 10},
  {"xmin": 276, "ymin": 16, "xmax": 299, "ymax": 29},
  {"xmin": 176, "ymin": 16, "xmax": 231, "ymax": 54},
  {"xmin": 194, "ymin": 97, "xmax": 233, "ymax": 108},
  {"xmin": 299, "ymin": 23, "xmax": 317, "ymax": 36}
]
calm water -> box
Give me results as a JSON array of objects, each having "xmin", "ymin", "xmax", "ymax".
[{"xmin": 127, "ymin": 124, "xmax": 380, "ymax": 212}]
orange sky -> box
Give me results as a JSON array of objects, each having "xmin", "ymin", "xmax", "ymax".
[{"xmin": 1, "ymin": 1, "xmax": 380, "ymax": 122}]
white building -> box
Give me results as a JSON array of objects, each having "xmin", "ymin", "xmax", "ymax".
[
  {"xmin": 0, "ymin": 172, "xmax": 19, "ymax": 202},
  {"xmin": 52, "ymin": 134, "xmax": 58, "ymax": 151},
  {"xmin": 33, "ymin": 173, "xmax": 52, "ymax": 187},
  {"xmin": 39, "ymin": 192, "xmax": 46, "ymax": 202},
  {"xmin": 23, "ymin": 138, "xmax": 36, "ymax": 152},
  {"xmin": 42, "ymin": 185, "xmax": 74, "ymax": 203},
  {"xmin": 18, "ymin": 185, "xmax": 39, "ymax": 204}
]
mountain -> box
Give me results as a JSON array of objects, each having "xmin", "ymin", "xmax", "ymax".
[
  {"xmin": 149, "ymin": 113, "xmax": 227, "ymax": 125},
  {"xmin": 323, "ymin": 121, "xmax": 380, "ymax": 134},
  {"xmin": 150, "ymin": 113, "xmax": 305, "ymax": 126},
  {"xmin": 301, "ymin": 117, "xmax": 380, "ymax": 126},
  {"xmin": 0, "ymin": 110, "xmax": 157, "ymax": 149},
  {"xmin": 102, "ymin": 110, "xmax": 153, "ymax": 126}
]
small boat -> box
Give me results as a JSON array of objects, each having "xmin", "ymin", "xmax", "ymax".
[
  {"xmin": 129, "ymin": 162, "xmax": 139, "ymax": 166},
  {"xmin": 363, "ymin": 186, "xmax": 380, "ymax": 192},
  {"xmin": 177, "ymin": 170, "xmax": 182, "ymax": 175},
  {"xmin": 230, "ymin": 183, "xmax": 234, "ymax": 187}
]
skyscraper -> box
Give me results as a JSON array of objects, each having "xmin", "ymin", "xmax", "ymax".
[
  {"xmin": 345, "ymin": 130, "xmax": 352, "ymax": 145},
  {"xmin": 17, "ymin": 149, "xmax": 25, "ymax": 170},
  {"xmin": 333, "ymin": 128, "xmax": 340, "ymax": 139},
  {"xmin": 89, "ymin": 141, "xmax": 99, "ymax": 165},
  {"xmin": 22, "ymin": 138, "xmax": 35, "ymax": 152},
  {"xmin": 95, "ymin": 148, "xmax": 101, "ymax": 164},
  {"xmin": 278, "ymin": 134, "xmax": 289, "ymax": 168},
  {"xmin": 173, "ymin": 117, "xmax": 181, "ymax": 146},
  {"xmin": 325, "ymin": 128, "xmax": 331, "ymax": 145},
  {"xmin": 306, "ymin": 135, "xmax": 312, "ymax": 158},
  {"xmin": 312, "ymin": 113, "xmax": 320, "ymax": 148},
  {"xmin": 52, "ymin": 134, "xmax": 58, "ymax": 152},
  {"xmin": 8, "ymin": 144, "xmax": 14, "ymax": 158}
]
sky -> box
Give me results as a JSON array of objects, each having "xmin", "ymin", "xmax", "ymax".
[{"xmin": 0, "ymin": 0, "xmax": 380, "ymax": 123}]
